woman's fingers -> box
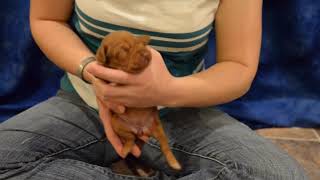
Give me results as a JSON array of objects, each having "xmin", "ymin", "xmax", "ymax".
[
  {"xmin": 87, "ymin": 63, "xmax": 133, "ymax": 84},
  {"xmin": 97, "ymin": 98, "xmax": 125, "ymax": 158},
  {"xmin": 105, "ymin": 101, "xmax": 126, "ymax": 114},
  {"xmin": 93, "ymin": 78, "xmax": 126, "ymax": 99},
  {"xmin": 93, "ymin": 80, "xmax": 126, "ymax": 113},
  {"xmin": 131, "ymin": 144, "xmax": 142, "ymax": 158},
  {"xmin": 97, "ymin": 98, "xmax": 141, "ymax": 158}
]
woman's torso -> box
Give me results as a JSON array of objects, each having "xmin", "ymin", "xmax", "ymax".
[
  {"xmin": 73, "ymin": 0, "xmax": 220, "ymax": 76},
  {"xmin": 64, "ymin": 0, "xmax": 220, "ymax": 110}
]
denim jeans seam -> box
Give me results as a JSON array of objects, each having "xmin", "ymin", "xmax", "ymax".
[
  {"xmin": 2, "ymin": 136, "xmax": 102, "ymax": 165},
  {"xmin": 214, "ymin": 162, "xmax": 253, "ymax": 180},
  {"xmin": 45, "ymin": 113, "xmax": 100, "ymax": 140},
  {"xmin": 146, "ymin": 141, "xmax": 227, "ymax": 167},
  {"xmin": 210, "ymin": 166, "xmax": 228, "ymax": 180},
  {"xmin": 0, "ymin": 129, "xmax": 72, "ymax": 148},
  {"xmin": 109, "ymin": 171, "xmax": 160, "ymax": 180},
  {"xmin": 47, "ymin": 138, "xmax": 105, "ymax": 158},
  {"xmin": 48, "ymin": 159, "xmax": 160, "ymax": 180}
]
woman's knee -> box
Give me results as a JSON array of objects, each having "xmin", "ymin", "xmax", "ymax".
[
  {"xmin": 225, "ymin": 144, "xmax": 309, "ymax": 180},
  {"xmin": 0, "ymin": 131, "xmax": 46, "ymax": 167},
  {"xmin": 0, "ymin": 118, "xmax": 70, "ymax": 168},
  {"xmin": 209, "ymin": 158, "xmax": 308, "ymax": 180},
  {"xmin": 246, "ymin": 157, "xmax": 307, "ymax": 180}
]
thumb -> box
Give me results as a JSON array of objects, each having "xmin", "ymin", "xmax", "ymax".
[{"xmin": 105, "ymin": 101, "xmax": 126, "ymax": 114}]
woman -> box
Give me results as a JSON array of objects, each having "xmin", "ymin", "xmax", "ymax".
[{"xmin": 0, "ymin": 0, "xmax": 307, "ymax": 179}]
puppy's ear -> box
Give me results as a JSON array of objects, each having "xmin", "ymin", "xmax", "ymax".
[
  {"xmin": 138, "ymin": 35, "xmax": 150, "ymax": 45},
  {"xmin": 96, "ymin": 44, "xmax": 109, "ymax": 65}
]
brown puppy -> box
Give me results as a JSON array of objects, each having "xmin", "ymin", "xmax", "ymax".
[{"xmin": 96, "ymin": 31, "xmax": 181, "ymax": 170}]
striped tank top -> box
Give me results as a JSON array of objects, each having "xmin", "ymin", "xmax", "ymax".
[{"xmin": 62, "ymin": 0, "xmax": 220, "ymax": 110}]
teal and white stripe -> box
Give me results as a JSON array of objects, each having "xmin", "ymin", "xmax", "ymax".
[
  {"xmin": 74, "ymin": 0, "xmax": 219, "ymax": 32},
  {"xmin": 75, "ymin": 5, "xmax": 212, "ymax": 53}
]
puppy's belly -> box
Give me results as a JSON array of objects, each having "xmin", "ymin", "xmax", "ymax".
[{"xmin": 116, "ymin": 107, "xmax": 156, "ymax": 136}]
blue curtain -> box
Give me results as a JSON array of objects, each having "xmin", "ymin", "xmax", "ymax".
[
  {"xmin": 206, "ymin": 0, "xmax": 320, "ymax": 129},
  {"xmin": 1, "ymin": 0, "xmax": 320, "ymax": 129},
  {"xmin": 0, "ymin": 1, "xmax": 63, "ymax": 122}
]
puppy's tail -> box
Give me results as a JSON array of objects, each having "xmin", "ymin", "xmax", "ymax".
[
  {"xmin": 152, "ymin": 116, "xmax": 182, "ymax": 170},
  {"xmin": 164, "ymin": 149, "xmax": 181, "ymax": 170}
]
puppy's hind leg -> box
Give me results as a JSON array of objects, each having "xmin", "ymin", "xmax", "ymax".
[
  {"xmin": 120, "ymin": 131, "xmax": 136, "ymax": 158},
  {"xmin": 151, "ymin": 115, "xmax": 181, "ymax": 170}
]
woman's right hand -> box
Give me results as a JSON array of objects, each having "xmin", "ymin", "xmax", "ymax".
[
  {"xmin": 83, "ymin": 62, "xmax": 141, "ymax": 158},
  {"xmin": 96, "ymin": 97, "xmax": 142, "ymax": 158}
]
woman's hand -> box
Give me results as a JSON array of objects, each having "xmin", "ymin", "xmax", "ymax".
[
  {"xmin": 84, "ymin": 62, "xmax": 126, "ymax": 114},
  {"xmin": 84, "ymin": 66, "xmax": 142, "ymax": 158},
  {"xmin": 86, "ymin": 47, "xmax": 177, "ymax": 108},
  {"xmin": 96, "ymin": 96, "xmax": 142, "ymax": 158}
]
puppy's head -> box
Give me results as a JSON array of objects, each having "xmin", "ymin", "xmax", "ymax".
[{"xmin": 96, "ymin": 31, "xmax": 151, "ymax": 74}]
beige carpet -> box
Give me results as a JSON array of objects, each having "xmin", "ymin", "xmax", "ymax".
[{"xmin": 256, "ymin": 128, "xmax": 320, "ymax": 180}]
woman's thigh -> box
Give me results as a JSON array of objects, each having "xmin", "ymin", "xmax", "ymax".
[
  {"xmin": 142, "ymin": 108, "xmax": 308, "ymax": 180},
  {"xmin": 0, "ymin": 90, "xmax": 118, "ymax": 179}
]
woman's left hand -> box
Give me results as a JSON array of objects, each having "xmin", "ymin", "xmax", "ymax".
[{"xmin": 87, "ymin": 47, "xmax": 176, "ymax": 108}]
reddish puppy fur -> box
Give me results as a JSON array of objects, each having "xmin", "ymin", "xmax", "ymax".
[{"xmin": 96, "ymin": 31, "xmax": 181, "ymax": 170}]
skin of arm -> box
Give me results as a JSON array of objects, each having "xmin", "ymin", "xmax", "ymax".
[
  {"xmin": 29, "ymin": 0, "xmax": 94, "ymax": 82},
  {"xmin": 165, "ymin": 0, "xmax": 263, "ymax": 107},
  {"xmin": 30, "ymin": 0, "xmax": 126, "ymax": 113}
]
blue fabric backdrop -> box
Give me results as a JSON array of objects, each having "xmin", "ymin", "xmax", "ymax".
[
  {"xmin": 0, "ymin": 1, "xmax": 63, "ymax": 121},
  {"xmin": 207, "ymin": 0, "xmax": 320, "ymax": 128},
  {"xmin": 1, "ymin": 0, "xmax": 320, "ymax": 129}
]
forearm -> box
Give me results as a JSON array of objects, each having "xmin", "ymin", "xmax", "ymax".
[
  {"xmin": 163, "ymin": 0, "xmax": 262, "ymax": 108},
  {"xmin": 165, "ymin": 61, "xmax": 256, "ymax": 107},
  {"xmin": 30, "ymin": 19, "xmax": 94, "ymax": 79}
]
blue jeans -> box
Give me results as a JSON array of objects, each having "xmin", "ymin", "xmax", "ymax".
[{"xmin": 0, "ymin": 90, "xmax": 308, "ymax": 180}]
